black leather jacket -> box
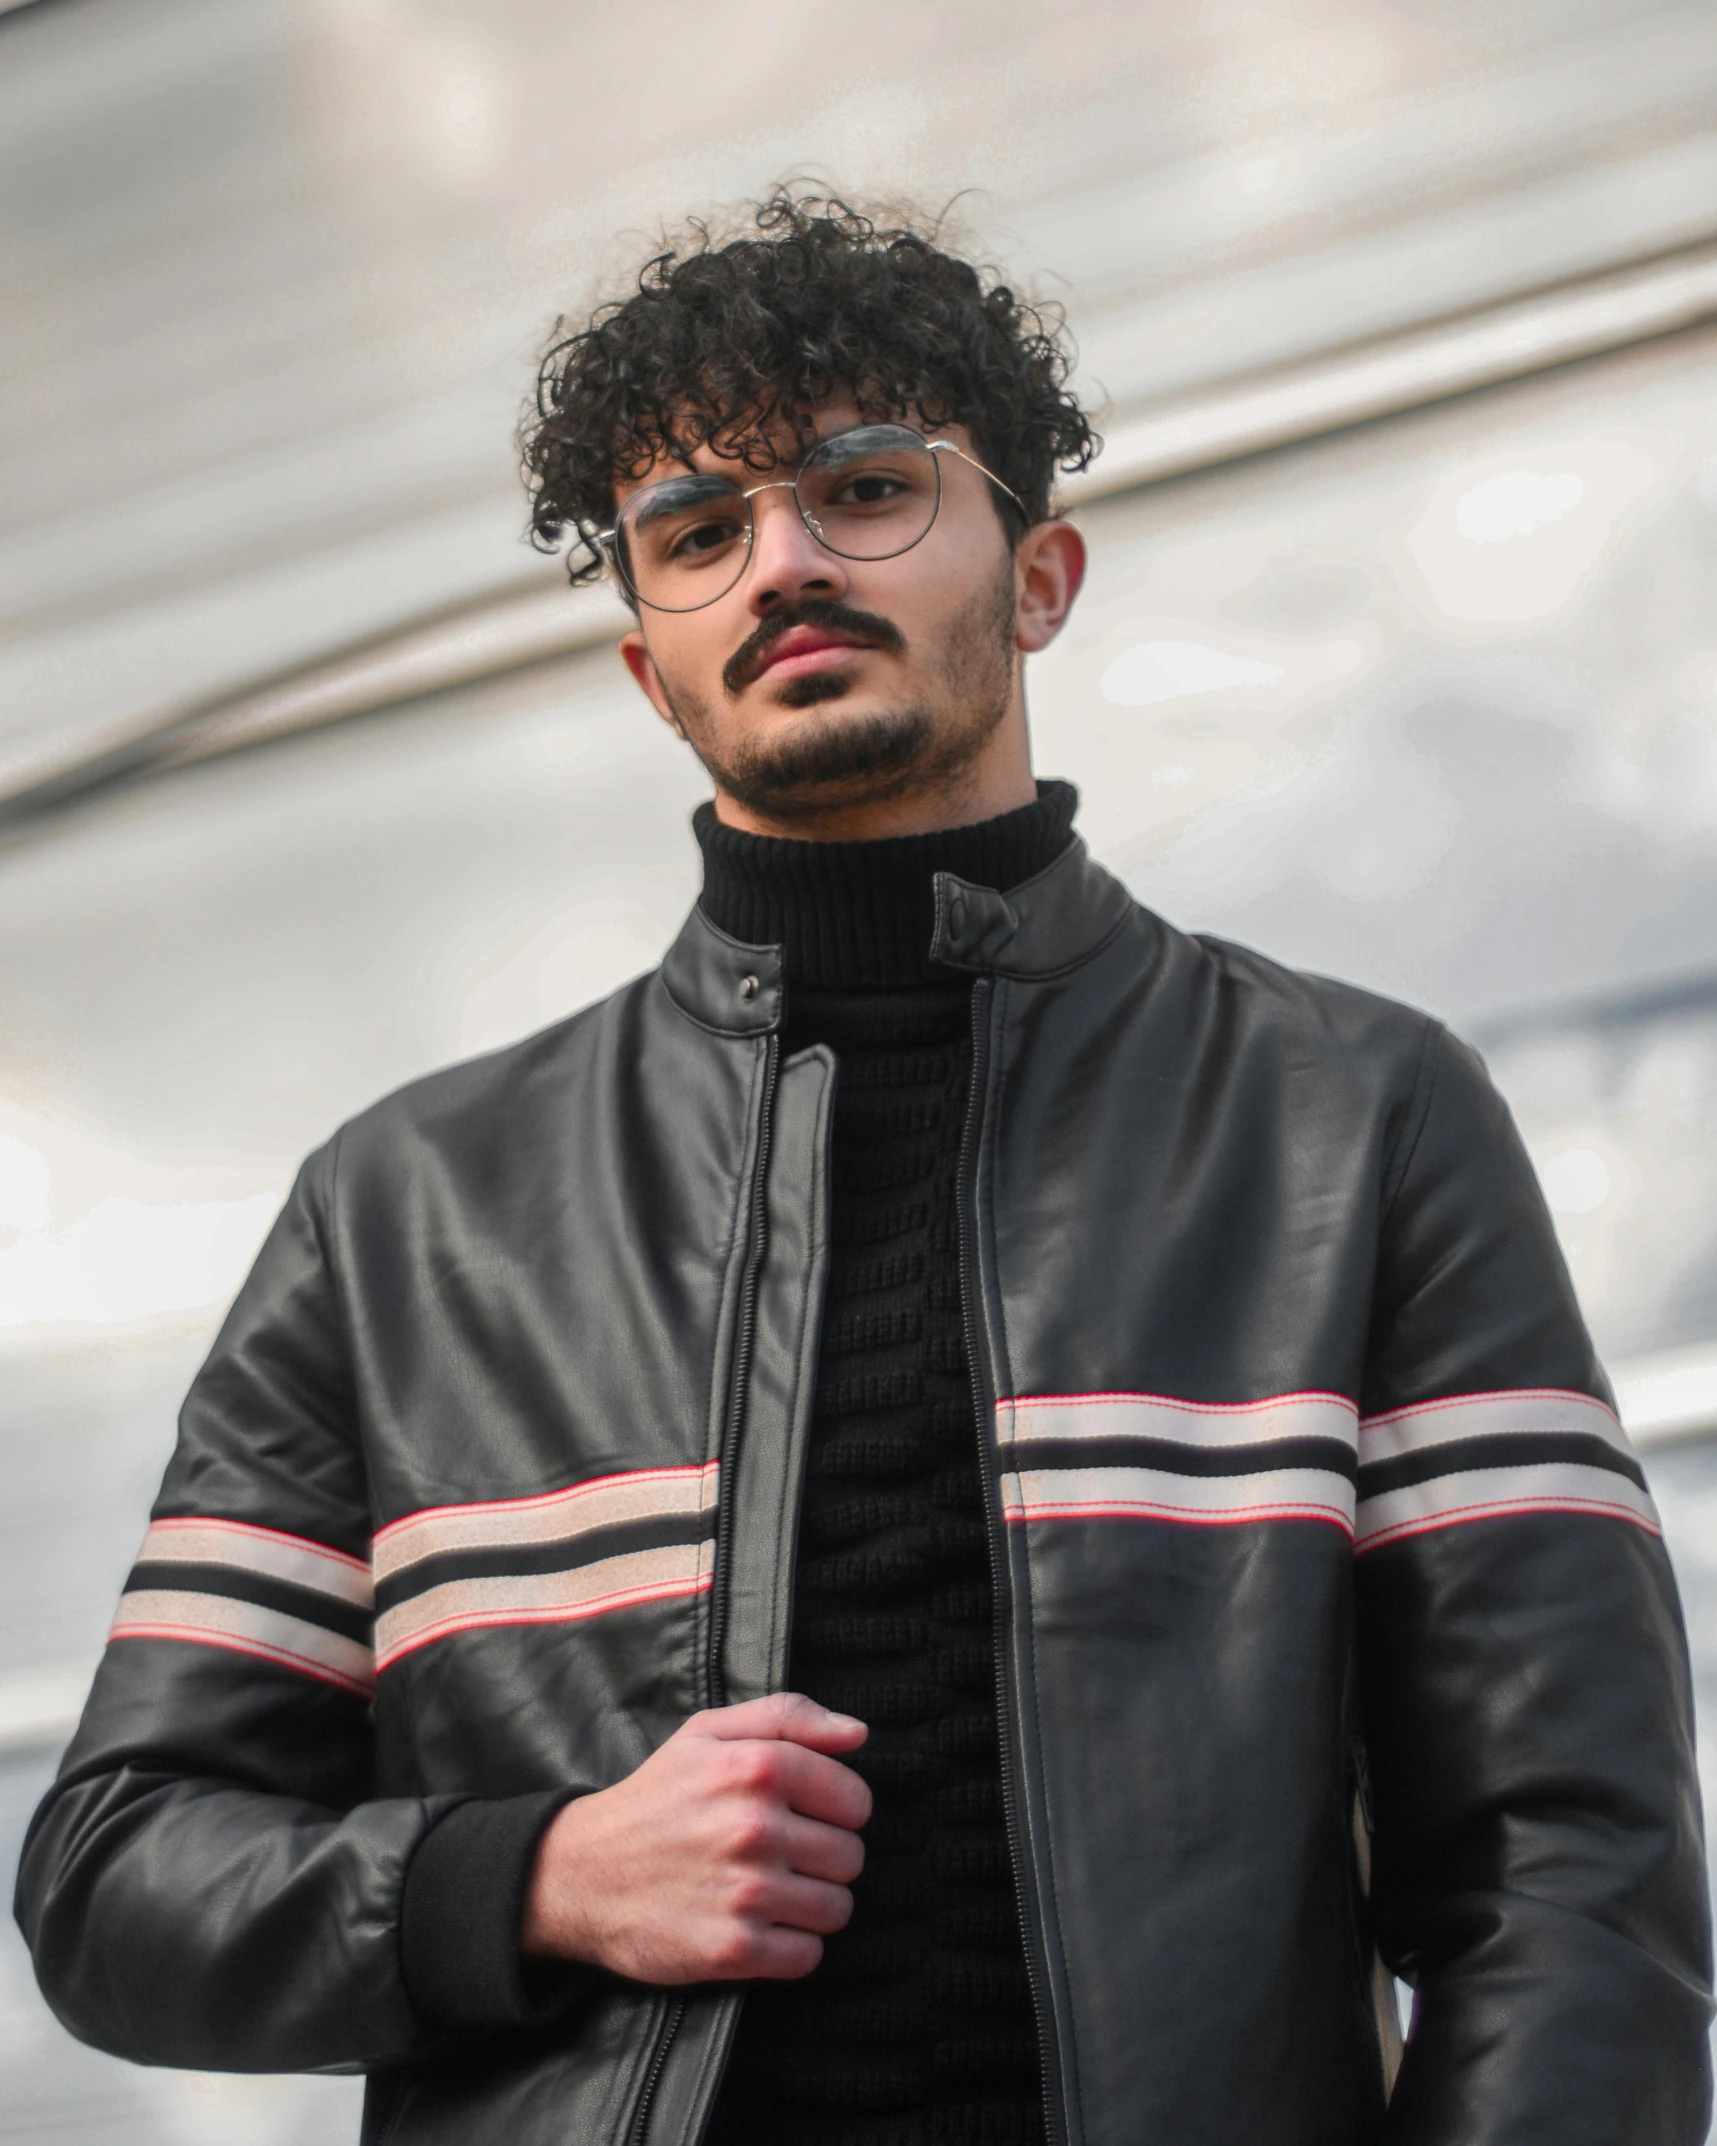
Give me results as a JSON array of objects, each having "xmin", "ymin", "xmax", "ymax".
[{"xmin": 16, "ymin": 838, "xmax": 1712, "ymax": 2144}]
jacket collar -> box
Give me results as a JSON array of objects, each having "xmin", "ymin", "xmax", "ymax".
[
  {"xmin": 661, "ymin": 834, "xmax": 1133, "ymax": 1034},
  {"xmin": 660, "ymin": 905, "xmax": 786, "ymax": 1036},
  {"xmin": 929, "ymin": 835, "xmax": 1134, "ymax": 979}
]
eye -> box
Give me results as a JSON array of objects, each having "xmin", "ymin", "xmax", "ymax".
[
  {"xmin": 666, "ymin": 515, "xmax": 745, "ymax": 563},
  {"xmin": 826, "ymin": 467, "xmax": 910, "ymax": 508}
]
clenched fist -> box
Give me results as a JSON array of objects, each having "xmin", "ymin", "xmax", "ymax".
[{"xmin": 521, "ymin": 1692, "xmax": 871, "ymax": 1984}]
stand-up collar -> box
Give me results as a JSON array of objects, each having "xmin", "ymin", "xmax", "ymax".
[
  {"xmin": 929, "ymin": 837, "xmax": 1134, "ymax": 978},
  {"xmin": 692, "ymin": 780, "xmax": 1078, "ymax": 989},
  {"xmin": 662, "ymin": 786, "xmax": 1136, "ymax": 1035}
]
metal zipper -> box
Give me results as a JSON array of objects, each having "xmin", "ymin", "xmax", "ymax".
[
  {"xmin": 956, "ymin": 975, "xmax": 1069, "ymax": 2146},
  {"xmin": 628, "ymin": 1034, "xmax": 779, "ymax": 2146},
  {"xmin": 626, "ymin": 1994, "xmax": 686, "ymax": 2146},
  {"xmin": 705, "ymin": 1033, "xmax": 779, "ymax": 1710}
]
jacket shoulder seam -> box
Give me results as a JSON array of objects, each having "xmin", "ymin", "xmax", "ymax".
[
  {"xmin": 1378, "ymin": 1018, "xmax": 1445, "ymax": 1230},
  {"xmin": 310, "ymin": 1128, "xmax": 359, "ymax": 1359}
]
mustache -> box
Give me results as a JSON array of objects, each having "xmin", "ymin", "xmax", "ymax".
[{"xmin": 722, "ymin": 598, "xmax": 905, "ymax": 696}]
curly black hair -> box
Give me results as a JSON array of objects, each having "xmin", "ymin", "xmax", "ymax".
[{"xmin": 521, "ymin": 189, "xmax": 1099, "ymax": 588}]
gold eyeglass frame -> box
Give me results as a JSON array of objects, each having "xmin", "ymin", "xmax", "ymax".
[{"xmin": 595, "ymin": 423, "xmax": 1030, "ymax": 612}]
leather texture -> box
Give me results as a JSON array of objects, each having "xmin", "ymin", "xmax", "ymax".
[{"xmin": 15, "ymin": 836, "xmax": 1712, "ymax": 2145}]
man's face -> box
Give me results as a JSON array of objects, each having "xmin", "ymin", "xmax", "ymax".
[{"xmin": 616, "ymin": 395, "xmax": 1064, "ymax": 829}]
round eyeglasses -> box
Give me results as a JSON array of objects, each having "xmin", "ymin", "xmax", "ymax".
[{"xmin": 597, "ymin": 422, "xmax": 1029, "ymax": 613}]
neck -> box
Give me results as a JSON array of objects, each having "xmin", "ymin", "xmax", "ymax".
[{"xmin": 694, "ymin": 778, "xmax": 1078, "ymax": 988}]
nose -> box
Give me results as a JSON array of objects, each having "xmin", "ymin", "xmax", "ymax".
[{"xmin": 743, "ymin": 485, "xmax": 848, "ymax": 615}]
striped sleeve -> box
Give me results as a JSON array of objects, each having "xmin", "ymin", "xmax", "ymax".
[
  {"xmin": 1356, "ymin": 1026, "xmax": 1710, "ymax": 2142},
  {"xmin": 1355, "ymin": 1386, "xmax": 1658, "ymax": 1553},
  {"xmin": 15, "ymin": 1146, "xmax": 444, "ymax": 2074},
  {"xmin": 111, "ymin": 1515, "xmax": 375, "ymax": 1697}
]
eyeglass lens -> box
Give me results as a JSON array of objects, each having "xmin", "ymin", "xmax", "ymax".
[{"xmin": 614, "ymin": 424, "xmax": 944, "ymax": 612}]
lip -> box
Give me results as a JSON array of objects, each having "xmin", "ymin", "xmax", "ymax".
[{"xmin": 752, "ymin": 626, "xmax": 876, "ymax": 681}]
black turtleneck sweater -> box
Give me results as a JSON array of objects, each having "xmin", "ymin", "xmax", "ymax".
[{"xmin": 698, "ymin": 782, "xmax": 1075, "ymax": 2146}]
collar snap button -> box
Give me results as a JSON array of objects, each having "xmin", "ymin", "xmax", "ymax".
[{"xmin": 738, "ymin": 973, "xmax": 760, "ymax": 1002}]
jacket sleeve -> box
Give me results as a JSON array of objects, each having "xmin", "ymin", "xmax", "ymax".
[
  {"xmin": 1356, "ymin": 1025, "xmax": 1712, "ymax": 2144},
  {"xmin": 11, "ymin": 1141, "xmax": 574, "ymax": 2073}
]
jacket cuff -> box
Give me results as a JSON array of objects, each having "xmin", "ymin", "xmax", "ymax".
[{"xmin": 400, "ymin": 1789, "xmax": 585, "ymax": 2028}]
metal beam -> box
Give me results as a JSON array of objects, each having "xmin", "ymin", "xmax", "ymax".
[
  {"xmin": 1614, "ymin": 1343, "xmax": 1717, "ymax": 1454},
  {"xmin": 0, "ymin": 580, "xmax": 630, "ymax": 834},
  {"xmin": 6, "ymin": 234, "xmax": 1717, "ymax": 833},
  {"xmin": 1081, "ymin": 237, "xmax": 1717, "ymax": 493}
]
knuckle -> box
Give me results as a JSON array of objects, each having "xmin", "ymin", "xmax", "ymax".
[
  {"xmin": 725, "ymin": 1808, "xmax": 777, "ymax": 1860},
  {"xmin": 709, "ymin": 1927, "xmax": 757, "ymax": 1978},
  {"xmin": 729, "ymin": 1871, "xmax": 776, "ymax": 1917},
  {"xmin": 724, "ymin": 1744, "xmax": 777, "ymax": 1794}
]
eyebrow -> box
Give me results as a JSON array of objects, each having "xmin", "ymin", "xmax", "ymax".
[
  {"xmin": 802, "ymin": 424, "xmax": 902, "ymax": 467},
  {"xmin": 627, "ymin": 472, "xmax": 744, "ymax": 529}
]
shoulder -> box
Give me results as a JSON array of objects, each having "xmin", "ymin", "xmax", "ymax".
[
  {"xmin": 320, "ymin": 967, "xmax": 663, "ymax": 1184},
  {"xmin": 1123, "ymin": 911, "xmax": 1444, "ymax": 1093},
  {"xmin": 1168, "ymin": 927, "xmax": 1514, "ymax": 1224},
  {"xmin": 1175, "ymin": 926, "xmax": 1528, "ymax": 1193}
]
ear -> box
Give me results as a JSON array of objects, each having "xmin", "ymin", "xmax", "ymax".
[
  {"xmin": 1013, "ymin": 520, "xmax": 1087, "ymax": 655},
  {"xmin": 619, "ymin": 629, "xmax": 686, "ymax": 739}
]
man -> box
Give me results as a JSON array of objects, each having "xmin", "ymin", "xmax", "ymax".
[{"xmin": 16, "ymin": 192, "xmax": 1712, "ymax": 2145}]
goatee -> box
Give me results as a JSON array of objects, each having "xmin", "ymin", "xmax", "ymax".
[{"xmin": 664, "ymin": 563, "xmax": 1018, "ymax": 826}]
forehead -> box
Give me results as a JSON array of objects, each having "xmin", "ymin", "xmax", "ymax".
[{"xmin": 613, "ymin": 392, "xmax": 969, "ymax": 504}]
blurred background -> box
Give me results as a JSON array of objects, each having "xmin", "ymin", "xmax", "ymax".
[{"xmin": 4, "ymin": 0, "xmax": 1717, "ymax": 2136}]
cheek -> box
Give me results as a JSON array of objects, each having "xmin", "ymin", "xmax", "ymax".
[
  {"xmin": 853, "ymin": 559, "xmax": 965, "ymax": 647},
  {"xmin": 903, "ymin": 569, "xmax": 1010, "ymax": 663},
  {"xmin": 881, "ymin": 519, "xmax": 1011, "ymax": 627},
  {"xmin": 648, "ymin": 625, "xmax": 727, "ymax": 708}
]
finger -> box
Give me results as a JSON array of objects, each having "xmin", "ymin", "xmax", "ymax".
[
  {"xmin": 767, "ymin": 1743, "xmax": 874, "ymax": 1829},
  {"xmin": 778, "ymin": 1813, "xmax": 866, "ymax": 1885},
  {"xmin": 739, "ymin": 1927, "xmax": 824, "ymax": 1980},
  {"xmin": 760, "ymin": 1873, "xmax": 856, "ymax": 1937},
  {"xmin": 686, "ymin": 1692, "xmax": 868, "ymax": 1753}
]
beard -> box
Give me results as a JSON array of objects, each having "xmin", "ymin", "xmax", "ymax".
[{"xmin": 660, "ymin": 563, "xmax": 1019, "ymax": 826}]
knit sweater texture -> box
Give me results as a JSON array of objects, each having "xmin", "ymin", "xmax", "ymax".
[{"xmin": 697, "ymin": 781, "xmax": 1075, "ymax": 2146}]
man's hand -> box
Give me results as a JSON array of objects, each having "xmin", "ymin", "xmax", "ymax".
[{"xmin": 521, "ymin": 1692, "xmax": 871, "ymax": 1984}]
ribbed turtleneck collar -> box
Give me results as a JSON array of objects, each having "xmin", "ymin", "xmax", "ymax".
[{"xmin": 693, "ymin": 779, "xmax": 1078, "ymax": 989}]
